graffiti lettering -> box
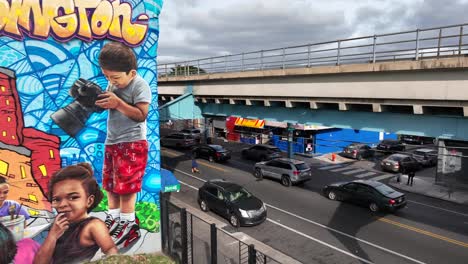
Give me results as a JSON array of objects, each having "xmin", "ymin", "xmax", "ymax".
[{"xmin": 0, "ymin": 0, "xmax": 148, "ymax": 46}]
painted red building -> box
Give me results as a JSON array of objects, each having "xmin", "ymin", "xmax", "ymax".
[{"xmin": 0, "ymin": 67, "xmax": 61, "ymax": 206}]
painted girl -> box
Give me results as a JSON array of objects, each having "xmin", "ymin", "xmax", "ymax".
[
  {"xmin": 0, "ymin": 177, "xmax": 30, "ymax": 224},
  {"xmin": 34, "ymin": 163, "xmax": 117, "ymax": 264}
]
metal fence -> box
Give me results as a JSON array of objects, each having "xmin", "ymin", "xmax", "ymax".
[
  {"xmin": 158, "ymin": 23, "xmax": 468, "ymax": 78},
  {"xmin": 160, "ymin": 194, "xmax": 283, "ymax": 264}
]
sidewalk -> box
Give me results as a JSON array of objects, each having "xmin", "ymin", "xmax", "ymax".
[
  {"xmin": 311, "ymin": 153, "xmax": 468, "ymax": 205},
  {"xmin": 387, "ymin": 174, "xmax": 468, "ymax": 205}
]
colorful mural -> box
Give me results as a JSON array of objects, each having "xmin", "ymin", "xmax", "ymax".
[{"xmin": 0, "ymin": 0, "xmax": 163, "ymax": 259}]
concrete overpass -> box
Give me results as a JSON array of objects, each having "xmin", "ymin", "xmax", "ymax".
[{"xmin": 157, "ymin": 23, "xmax": 468, "ymax": 140}]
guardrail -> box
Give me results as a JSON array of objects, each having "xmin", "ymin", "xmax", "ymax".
[
  {"xmin": 158, "ymin": 23, "xmax": 468, "ymax": 78},
  {"xmin": 161, "ymin": 193, "xmax": 284, "ymax": 264}
]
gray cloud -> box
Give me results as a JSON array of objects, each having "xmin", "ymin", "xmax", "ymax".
[{"xmin": 158, "ymin": 0, "xmax": 468, "ymax": 63}]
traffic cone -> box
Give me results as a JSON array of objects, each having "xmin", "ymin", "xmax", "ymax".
[{"xmin": 331, "ymin": 153, "xmax": 336, "ymax": 162}]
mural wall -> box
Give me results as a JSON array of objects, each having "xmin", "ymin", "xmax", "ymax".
[{"xmin": 0, "ymin": 0, "xmax": 163, "ymax": 258}]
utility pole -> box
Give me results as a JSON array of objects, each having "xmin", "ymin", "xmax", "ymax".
[{"xmin": 287, "ymin": 122, "xmax": 295, "ymax": 159}]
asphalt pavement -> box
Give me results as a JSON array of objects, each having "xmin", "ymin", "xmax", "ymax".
[{"xmin": 209, "ymin": 137, "xmax": 468, "ymax": 206}]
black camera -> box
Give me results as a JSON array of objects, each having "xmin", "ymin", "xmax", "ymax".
[{"xmin": 51, "ymin": 78, "xmax": 105, "ymax": 137}]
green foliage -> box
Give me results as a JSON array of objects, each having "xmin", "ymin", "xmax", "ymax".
[
  {"xmin": 168, "ymin": 65, "xmax": 206, "ymax": 76},
  {"xmin": 92, "ymin": 189, "xmax": 160, "ymax": 232}
]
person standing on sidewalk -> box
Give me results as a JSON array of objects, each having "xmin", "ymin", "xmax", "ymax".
[{"xmin": 407, "ymin": 171, "xmax": 416, "ymax": 186}]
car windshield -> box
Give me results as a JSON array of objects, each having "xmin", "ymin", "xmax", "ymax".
[
  {"xmin": 229, "ymin": 188, "xmax": 253, "ymax": 201},
  {"xmin": 347, "ymin": 145, "xmax": 358, "ymax": 150},
  {"xmin": 388, "ymin": 155, "xmax": 404, "ymax": 161},
  {"xmin": 374, "ymin": 184, "xmax": 396, "ymax": 196},
  {"xmin": 267, "ymin": 148, "xmax": 281, "ymax": 153},
  {"xmin": 210, "ymin": 145, "xmax": 224, "ymax": 151},
  {"xmin": 295, "ymin": 163, "xmax": 309, "ymax": 170}
]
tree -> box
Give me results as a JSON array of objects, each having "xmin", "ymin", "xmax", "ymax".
[{"xmin": 168, "ymin": 65, "xmax": 206, "ymax": 76}]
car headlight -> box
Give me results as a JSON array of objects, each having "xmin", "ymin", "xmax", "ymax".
[
  {"xmin": 262, "ymin": 203, "xmax": 267, "ymax": 212},
  {"xmin": 239, "ymin": 209, "xmax": 249, "ymax": 218}
]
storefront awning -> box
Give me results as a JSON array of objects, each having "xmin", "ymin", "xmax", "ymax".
[{"xmin": 234, "ymin": 117, "xmax": 265, "ymax": 129}]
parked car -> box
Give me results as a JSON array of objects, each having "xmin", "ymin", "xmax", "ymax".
[
  {"xmin": 341, "ymin": 143, "xmax": 374, "ymax": 160},
  {"xmin": 400, "ymin": 134, "xmax": 434, "ymax": 145},
  {"xmin": 323, "ymin": 180, "xmax": 407, "ymax": 212},
  {"xmin": 253, "ymin": 158, "xmax": 312, "ymax": 186},
  {"xmin": 192, "ymin": 144, "xmax": 231, "ymax": 162},
  {"xmin": 181, "ymin": 128, "xmax": 202, "ymax": 142},
  {"xmin": 160, "ymin": 133, "xmax": 197, "ymax": 148},
  {"xmin": 376, "ymin": 139, "xmax": 405, "ymax": 153},
  {"xmin": 198, "ymin": 179, "xmax": 267, "ymax": 227},
  {"xmin": 380, "ymin": 153, "xmax": 420, "ymax": 173},
  {"xmin": 241, "ymin": 144, "xmax": 282, "ymax": 161},
  {"xmin": 412, "ymin": 148, "xmax": 438, "ymax": 167}
]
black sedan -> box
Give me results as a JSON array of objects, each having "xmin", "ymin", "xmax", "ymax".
[
  {"xmin": 192, "ymin": 144, "xmax": 231, "ymax": 162},
  {"xmin": 376, "ymin": 139, "xmax": 405, "ymax": 153},
  {"xmin": 198, "ymin": 180, "xmax": 267, "ymax": 227},
  {"xmin": 241, "ymin": 144, "xmax": 282, "ymax": 161},
  {"xmin": 323, "ymin": 180, "xmax": 406, "ymax": 213}
]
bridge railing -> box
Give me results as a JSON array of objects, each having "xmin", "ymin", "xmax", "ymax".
[{"xmin": 158, "ymin": 23, "xmax": 468, "ymax": 78}]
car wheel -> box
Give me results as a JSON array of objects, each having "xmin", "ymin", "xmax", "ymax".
[
  {"xmin": 328, "ymin": 190, "xmax": 337, "ymax": 200},
  {"xmin": 281, "ymin": 175, "xmax": 291, "ymax": 187},
  {"xmin": 208, "ymin": 156, "xmax": 214, "ymax": 162},
  {"xmin": 254, "ymin": 168, "xmax": 262, "ymax": 178},
  {"xmin": 230, "ymin": 213, "xmax": 240, "ymax": 228},
  {"xmin": 369, "ymin": 202, "xmax": 379, "ymax": 212},
  {"xmin": 199, "ymin": 200, "xmax": 209, "ymax": 212}
]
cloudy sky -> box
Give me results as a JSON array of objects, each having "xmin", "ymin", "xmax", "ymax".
[{"xmin": 157, "ymin": 0, "xmax": 468, "ymax": 63}]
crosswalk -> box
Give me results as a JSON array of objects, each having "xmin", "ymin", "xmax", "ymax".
[{"xmin": 317, "ymin": 164, "xmax": 395, "ymax": 182}]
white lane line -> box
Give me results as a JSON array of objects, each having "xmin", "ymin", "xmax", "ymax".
[
  {"xmin": 330, "ymin": 167, "xmax": 354, "ymax": 172},
  {"xmin": 369, "ymin": 174, "xmax": 395, "ymax": 181},
  {"xmin": 319, "ymin": 165, "xmax": 342, "ymax": 170},
  {"xmin": 266, "ymin": 218, "xmax": 374, "ymax": 264},
  {"xmin": 408, "ymin": 200, "xmax": 468, "ymax": 218},
  {"xmin": 342, "ymin": 168, "xmax": 366, "ymax": 175},
  {"xmin": 265, "ymin": 204, "xmax": 425, "ymax": 264},
  {"xmin": 355, "ymin": 172, "xmax": 377, "ymax": 178},
  {"xmin": 174, "ymin": 169, "xmax": 425, "ymax": 264}
]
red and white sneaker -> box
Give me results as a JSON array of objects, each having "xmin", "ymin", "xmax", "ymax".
[
  {"xmin": 112, "ymin": 218, "xmax": 141, "ymax": 248},
  {"xmin": 104, "ymin": 214, "xmax": 120, "ymax": 235}
]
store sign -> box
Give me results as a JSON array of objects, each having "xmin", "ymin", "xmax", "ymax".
[{"xmin": 235, "ymin": 117, "xmax": 265, "ymax": 129}]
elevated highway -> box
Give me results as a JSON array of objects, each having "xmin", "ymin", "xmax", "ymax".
[{"xmin": 157, "ymin": 23, "xmax": 468, "ymax": 140}]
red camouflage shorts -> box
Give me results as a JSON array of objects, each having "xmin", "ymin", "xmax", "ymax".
[{"xmin": 103, "ymin": 140, "xmax": 148, "ymax": 195}]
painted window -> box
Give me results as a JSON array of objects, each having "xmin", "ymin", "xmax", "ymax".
[
  {"xmin": 20, "ymin": 165, "xmax": 26, "ymax": 179},
  {"xmin": 38, "ymin": 164, "xmax": 47, "ymax": 177},
  {"xmin": 0, "ymin": 160, "xmax": 8, "ymax": 175},
  {"xmin": 49, "ymin": 149, "xmax": 54, "ymax": 159}
]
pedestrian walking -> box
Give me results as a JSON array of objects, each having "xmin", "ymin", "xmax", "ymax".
[
  {"xmin": 395, "ymin": 172, "xmax": 401, "ymax": 183},
  {"xmin": 191, "ymin": 157, "xmax": 200, "ymax": 174},
  {"xmin": 407, "ymin": 171, "xmax": 415, "ymax": 186}
]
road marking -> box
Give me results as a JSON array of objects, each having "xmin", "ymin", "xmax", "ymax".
[
  {"xmin": 174, "ymin": 169, "xmax": 425, "ymax": 264},
  {"xmin": 407, "ymin": 200, "xmax": 468, "ymax": 218},
  {"xmin": 161, "ymin": 149, "xmax": 228, "ymax": 172},
  {"xmin": 162, "ymin": 148, "xmax": 185, "ymax": 157},
  {"xmin": 342, "ymin": 168, "xmax": 366, "ymax": 175},
  {"xmin": 378, "ymin": 217, "xmax": 468, "ymax": 248},
  {"xmin": 198, "ymin": 160, "xmax": 229, "ymax": 172},
  {"xmin": 369, "ymin": 174, "xmax": 395, "ymax": 181},
  {"xmin": 330, "ymin": 167, "xmax": 355, "ymax": 172},
  {"xmin": 354, "ymin": 172, "xmax": 377, "ymax": 178},
  {"xmin": 266, "ymin": 218, "xmax": 374, "ymax": 264},
  {"xmin": 318, "ymin": 165, "xmax": 342, "ymax": 170},
  {"xmin": 265, "ymin": 204, "xmax": 425, "ymax": 264}
]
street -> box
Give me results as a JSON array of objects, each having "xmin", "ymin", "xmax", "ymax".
[{"xmin": 162, "ymin": 145, "xmax": 468, "ymax": 264}]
